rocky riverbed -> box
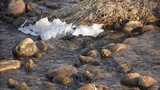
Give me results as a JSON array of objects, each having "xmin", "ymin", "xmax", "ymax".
[{"xmin": 0, "ymin": 0, "xmax": 160, "ymax": 90}]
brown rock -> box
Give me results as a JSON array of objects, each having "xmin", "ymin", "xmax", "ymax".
[
  {"xmin": 86, "ymin": 50, "xmax": 98, "ymax": 58},
  {"xmin": 8, "ymin": 0, "xmax": 26, "ymax": 16},
  {"xmin": 36, "ymin": 41, "xmax": 49, "ymax": 52},
  {"xmin": 79, "ymin": 55, "xmax": 99, "ymax": 65},
  {"xmin": 100, "ymin": 48, "xmax": 112, "ymax": 58},
  {"xmin": 0, "ymin": 60, "xmax": 21, "ymax": 73},
  {"xmin": 96, "ymin": 85, "xmax": 109, "ymax": 90},
  {"xmin": 25, "ymin": 59, "xmax": 35, "ymax": 72},
  {"xmin": 111, "ymin": 43, "xmax": 128, "ymax": 53},
  {"xmin": 123, "ymin": 21, "xmax": 143, "ymax": 34},
  {"xmin": 80, "ymin": 84, "xmax": 97, "ymax": 90},
  {"xmin": 47, "ymin": 65, "xmax": 78, "ymax": 85},
  {"xmin": 138, "ymin": 75, "xmax": 157, "ymax": 88},
  {"xmin": 121, "ymin": 72, "xmax": 141, "ymax": 87},
  {"xmin": 142, "ymin": 25, "xmax": 158, "ymax": 32},
  {"xmin": 17, "ymin": 82, "xmax": 29, "ymax": 90},
  {"xmin": 8, "ymin": 78, "xmax": 19, "ymax": 88},
  {"xmin": 80, "ymin": 84, "xmax": 108, "ymax": 90},
  {"xmin": 16, "ymin": 38, "xmax": 39, "ymax": 57}
]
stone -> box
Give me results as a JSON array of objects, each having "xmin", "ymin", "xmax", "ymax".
[
  {"xmin": 15, "ymin": 38, "xmax": 39, "ymax": 57},
  {"xmin": 121, "ymin": 72, "xmax": 141, "ymax": 87},
  {"xmin": 79, "ymin": 55, "xmax": 99, "ymax": 65},
  {"xmin": 17, "ymin": 82, "xmax": 29, "ymax": 90},
  {"xmin": 0, "ymin": 60, "xmax": 21, "ymax": 73},
  {"xmin": 96, "ymin": 85, "xmax": 109, "ymax": 90},
  {"xmin": 25, "ymin": 59, "xmax": 35, "ymax": 72},
  {"xmin": 100, "ymin": 48, "xmax": 112, "ymax": 58},
  {"xmin": 83, "ymin": 70, "xmax": 94, "ymax": 81},
  {"xmin": 79, "ymin": 84, "xmax": 97, "ymax": 90},
  {"xmin": 47, "ymin": 65, "xmax": 78, "ymax": 85},
  {"xmin": 111, "ymin": 43, "xmax": 128, "ymax": 53},
  {"xmin": 123, "ymin": 21, "xmax": 143, "ymax": 34},
  {"xmin": 138, "ymin": 75, "xmax": 157, "ymax": 88},
  {"xmin": 80, "ymin": 83, "xmax": 108, "ymax": 90},
  {"xmin": 8, "ymin": 78, "xmax": 19, "ymax": 88},
  {"xmin": 86, "ymin": 50, "xmax": 98, "ymax": 58},
  {"xmin": 142, "ymin": 25, "xmax": 158, "ymax": 32},
  {"xmin": 8, "ymin": 0, "xmax": 26, "ymax": 16},
  {"xmin": 36, "ymin": 41, "xmax": 49, "ymax": 52}
]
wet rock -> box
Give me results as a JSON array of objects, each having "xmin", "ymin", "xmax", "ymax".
[
  {"xmin": 138, "ymin": 75, "xmax": 157, "ymax": 89},
  {"xmin": 79, "ymin": 55, "xmax": 99, "ymax": 65},
  {"xmin": 123, "ymin": 21, "xmax": 143, "ymax": 34},
  {"xmin": 100, "ymin": 48, "xmax": 112, "ymax": 58},
  {"xmin": 17, "ymin": 82, "xmax": 29, "ymax": 90},
  {"xmin": 111, "ymin": 43, "xmax": 128, "ymax": 53},
  {"xmin": 25, "ymin": 59, "xmax": 35, "ymax": 72},
  {"xmin": 8, "ymin": 78, "xmax": 18, "ymax": 88},
  {"xmin": 36, "ymin": 41, "xmax": 49, "ymax": 52},
  {"xmin": 80, "ymin": 83, "xmax": 108, "ymax": 90},
  {"xmin": 96, "ymin": 84, "xmax": 109, "ymax": 90},
  {"xmin": 15, "ymin": 38, "xmax": 39, "ymax": 57},
  {"xmin": 0, "ymin": 60, "xmax": 21, "ymax": 73},
  {"xmin": 121, "ymin": 72, "xmax": 141, "ymax": 87},
  {"xmin": 26, "ymin": 2, "xmax": 33, "ymax": 12},
  {"xmin": 8, "ymin": 0, "xmax": 26, "ymax": 16},
  {"xmin": 34, "ymin": 52, "xmax": 44, "ymax": 59},
  {"xmin": 142, "ymin": 25, "xmax": 158, "ymax": 32},
  {"xmin": 86, "ymin": 50, "xmax": 98, "ymax": 58},
  {"xmin": 83, "ymin": 70, "xmax": 94, "ymax": 81},
  {"xmin": 47, "ymin": 65, "xmax": 78, "ymax": 85},
  {"xmin": 79, "ymin": 84, "xmax": 97, "ymax": 90}
]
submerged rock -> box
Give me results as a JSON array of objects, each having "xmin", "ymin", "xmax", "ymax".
[
  {"xmin": 47, "ymin": 65, "xmax": 78, "ymax": 85},
  {"xmin": 123, "ymin": 21, "xmax": 143, "ymax": 34},
  {"xmin": 17, "ymin": 82, "xmax": 29, "ymax": 90},
  {"xmin": 79, "ymin": 83, "xmax": 108, "ymax": 90},
  {"xmin": 138, "ymin": 75, "xmax": 157, "ymax": 89},
  {"xmin": 121, "ymin": 72, "xmax": 141, "ymax": 87},
  {"xmin": 100, "ymin": 48, "xmax": 112, "ymax": 58},
  {"xmin": 0, "ymin": 60, "xmax": 21, "ymax": 73},
  {"xmin": 25, "ymin": 59, "xmax": 35, "ymax": 72},
  {"xmin": 8, "ymin": 78, "xmax": 19, "ymax": 88},
  {"xmin": 79, "ymin": 84, "xmax": 97, "ymax": 90},
  {"xmin": 15, "ymin": 38, "xmax": 39, "ymax": 57},
  {"xmin": 86, "ymin": 50, "xmax": 98, "ymax": 58},
  {"xmin": 8, "ymin": 0, "xmax": 26, "ymax": 16},
  {"xmin": 79, "ymin": 55, "xmax": 99, "ymax": 65},
  {"xmin": 111, "ymin": 43, "xmax": 128, "ymax": 53}
]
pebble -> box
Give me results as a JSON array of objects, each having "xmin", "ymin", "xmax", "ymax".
[
  {"xmin": 47, "ymin": 65, "xmax": 78, "ymax": 85},
  {"xmin": 15, "ymin": 38, "xmax": 39, "ymax": 57},
  {"xmin": 121, "ymin": 72, "xmax": 141, "ymax": 87},
  {"xmin": 79, "ymin": 84, "xmax": 97, "ymax": 90},
  {"xmin": 142, "ymin": 25, "xmax": 157, "ymax": 32},
  {"xmin": 8, "ymin": 78, "xmax": 19, "ymax": 88},
  {"xmin": 36, "ymin": 41, "xmax": 49, "ymax": 52},
  {"xmin": 79, "ymin": 55, "xmax": 99, "ymax": 65},
  {"xmin": 111, "ymin": 43, "xmax": 128, "ymax": 53},
  {"xmin": 138, "ymin": 75, "xmax": 157, "ymax": 88},
  {"xmin": 8, "ymin": 0, "xmax": 26, "ymax": 16},
  {"xmin": 100, "ymin": 48, "xmax": 112, "ymax": 58},
  {"xmin": 17, "ymin": 82, "xmax": 29, "ymax": 90},
  {"xmin": 86, "ymin": 50, "xmax": 98, "ymax": 58},
  {"xmin": 0, "ymin": 60, "xmax": 21, "ymax": 73},
  {"xmin": 25, "ymin": 59, "xmax": 35, "ymax": 72},
  {"xmin": 123, "ymin": 21, "xmax": 143, "ymax": 34},
  {"xmin": 80, "ymin": 83, "xmax": 108, "ymax": 90}
]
